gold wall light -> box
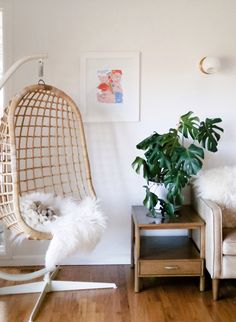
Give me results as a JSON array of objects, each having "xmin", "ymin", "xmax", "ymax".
[{"xmin": 199, "ymin": 56, "xmax": 220, "ymax": 74}]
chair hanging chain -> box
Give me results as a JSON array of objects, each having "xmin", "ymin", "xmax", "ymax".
[{"xmin": 38, "ymin": 59, "xmax": 45, "ymax": 85}]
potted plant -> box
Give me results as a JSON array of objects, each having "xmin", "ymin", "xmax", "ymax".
[{"xmin": 132, "ymin": 111, "xmax": 223, "ymax": 217}]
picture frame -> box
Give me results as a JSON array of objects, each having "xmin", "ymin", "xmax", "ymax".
[{"xmin": 79, "ymin": 51, "xmax": 140, "ymax": 122}]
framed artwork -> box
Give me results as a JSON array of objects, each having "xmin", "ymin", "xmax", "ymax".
[{"xmin": 80, "ymin": 52, "xmax": 140, "ymax": 122}]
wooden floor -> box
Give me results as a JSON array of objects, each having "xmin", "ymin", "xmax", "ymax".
[{"xmin": 0, "ymin": 265, "xmax": 236, "ymax": 322}]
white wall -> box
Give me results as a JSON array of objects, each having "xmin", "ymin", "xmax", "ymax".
[{"xmin": 2, "ymin": 0, "xmax": 236, "ymax": 265}]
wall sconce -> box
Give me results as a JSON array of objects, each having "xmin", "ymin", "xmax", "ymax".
[{"xmin": 199, "ymin": 56, "xmax": 220, "ymax": 74}]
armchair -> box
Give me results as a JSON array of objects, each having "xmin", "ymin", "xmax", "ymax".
[{"xmin": 192, "ymin": 190, "xmax": 236, "ymax": 300}]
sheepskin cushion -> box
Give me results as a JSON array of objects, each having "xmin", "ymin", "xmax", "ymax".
[
  {"xmin": 20, "ymin": 192, "xmax": 107, "ymax": 271},
  {"xmin": 193, "ymin": 166, "xmax": 236, "ymax": 228}
]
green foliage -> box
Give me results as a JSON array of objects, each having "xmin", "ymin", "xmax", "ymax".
[
  {"xmin": 132, "ymin": 111, "xmax": 223, "ymax": 216},
  {"xmin": 179, "ymin": 111, "xmax": 199, "ymax": 139},
  {"xmin": 143, "ymin": 186, "xmax": 159, "ymax": 213},
  {"xmin": 176, "ymin": 144, "xmax": 204, "ymax": 176},
  {"xmin": 198, "ymin": 118, "xmax": 223, "ymax": 152}
]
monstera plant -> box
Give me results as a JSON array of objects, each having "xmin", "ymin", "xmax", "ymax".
[{"xmin": 132, "ymin": 111, "xmax": 223, "ymax": 216}]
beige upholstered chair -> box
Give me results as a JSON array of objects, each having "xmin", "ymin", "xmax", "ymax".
[{"xmin": 192, "ymin": 190, "xmax": 236, "ymax": 300}]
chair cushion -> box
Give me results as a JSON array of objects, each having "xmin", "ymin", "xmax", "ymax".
[
  {"xmin": 221, "ymin": 208, "xmax": 236, "ymax": 228},
  {"xmin": 223, "ymin": 228, "xmax": 236, "ymax": 255}
]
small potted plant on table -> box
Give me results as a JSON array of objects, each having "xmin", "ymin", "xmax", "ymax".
[{"xmin": 132, "ymin": 111, "xmax": 223, "ymax": 217}]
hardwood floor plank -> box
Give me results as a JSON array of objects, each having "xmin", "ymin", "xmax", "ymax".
[{"xmin": 0, "ymin": 266, "xmax": 236, "ymax": 322}]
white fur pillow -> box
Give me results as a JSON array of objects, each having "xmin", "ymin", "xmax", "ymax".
[
  {"xmin": 193, "ymin": 166, "xmax": 236, "ymax": 228},
  {"xmin": 20, "ymin": 192, "xmax": 107, "ymax": 271}
]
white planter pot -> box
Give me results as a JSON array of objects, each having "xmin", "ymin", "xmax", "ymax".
[{"xmin": 148, "ymin": 182, "xmax": 168, "ymax": 201}]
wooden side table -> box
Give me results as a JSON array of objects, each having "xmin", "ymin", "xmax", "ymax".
[{"xmin": 131, "ymin": 205, "xmax": 205, "ymax": 292}]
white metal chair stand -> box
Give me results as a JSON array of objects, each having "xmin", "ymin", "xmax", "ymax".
[{"xmin": 0, "ymin": 267, "xmax": 116, "ymax": 322}]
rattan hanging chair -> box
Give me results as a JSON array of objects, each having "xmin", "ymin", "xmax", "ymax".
[
  {"xmin": 0, "ymin": 83, "xmax": 116, "ymax": 322},
  {"xmin": 0, "ymin": 83, "xmax": 96, "ymax": 240}
]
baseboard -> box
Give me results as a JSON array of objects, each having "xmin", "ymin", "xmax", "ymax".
[{"xmin": 0, "ymin": 252, "xmax": 131, "ymax": 266}]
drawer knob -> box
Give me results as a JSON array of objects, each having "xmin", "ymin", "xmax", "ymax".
[{"xmin": 164, "ymin": 266, "xmax": 179, "ymax": 270}]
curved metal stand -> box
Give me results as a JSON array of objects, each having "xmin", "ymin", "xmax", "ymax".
[
  {"xmin": 0, "ymin": 266, "xmax": 117, "ymax": 322},
  {"xmin": 0, "ymin": 53, "xmax": 48, "ymax": 90}
]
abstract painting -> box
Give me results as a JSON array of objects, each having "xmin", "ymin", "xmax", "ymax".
[
  {"xmin": 97, "ymin": 69, "xmax": 123, "ymax": 104},
  {"xmin": 80, "ymin": 52, "xmax": 140, "ymax": 122}
]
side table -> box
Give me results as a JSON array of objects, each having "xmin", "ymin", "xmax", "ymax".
[{"xmin": 131, "ymin": 205, "xmax": 205, "ymax": 292}]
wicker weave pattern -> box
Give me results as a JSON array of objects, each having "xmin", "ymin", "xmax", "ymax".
[
  {"xmin": 0, "ymin": 107, "xmax": 17, "ymax": 234},
  {"xmin": 0, "ymin": 84, "xmax": 95, "ymax": 240}
]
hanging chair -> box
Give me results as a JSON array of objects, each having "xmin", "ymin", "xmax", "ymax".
[
  {"xmin": 0, "ymin": 83, "xmax": 96, "ymax": 240},
  {"xmin": 0, "ymin": 81, "xmax": 116, "ymax": 321}
]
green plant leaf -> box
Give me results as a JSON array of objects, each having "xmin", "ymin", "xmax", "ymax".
[
  {"xmin": 144, "ymin": 146, "xmax": 161, "ymax": 165},
  {"xmin": 175, "ymin": 191, "xmax": 185, "ymax": 206},
  {"xmin": 156, "ymin": 199, "xmax": 176, "ymax": 216},
  {"xmin": 198, "ymin": 118, "xmax": 223, "ymax": 152},
  {"xmin": 164, "ymin": 168, "xmax": 189, "ymax": 197},
  {"xmin": 157, "ymin": 150, "xmax": 172, "ymax": 171},
  {"xmin": 148, "ymin": 163, "xmax": 161, "ymax": 180},
  {"xmin": 176, "ymin": 144, "xmax": 204, "ymax": 176},
  {"xmin": 136, "ymin": 132, "xmax": 160, "ymax": 150},
  {"xmin": 143, "ymin": 186, "xmax": 158, "ymax": 211},
  {"xmin": 162, "ymin": 201, "xmax": 175, "ymax": 216},
  {"xmin": 166, "ymin": 190, "xmax": 183, "ymax": 204},
  {"xmin": 160, "ymin": 128, "xmax": 181, "ymax": 155},
  {"xmin": 131, "ymin": 157, "xmax": 149, "ymax": 180},
  {"xmin": 178, "ymin": 111, "xmax": 200, "ymax": 139}
]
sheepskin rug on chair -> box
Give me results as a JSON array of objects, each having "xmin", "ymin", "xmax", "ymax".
[
  {"xmin": 193, "ymin": 166, "xmax": 236, "ymax": 208},
  {"xmin": 193, "ymin": 165, "xmax": 236, "ymax": 227},
  {"xmin": 20, "ymin": 193, "xmax": 107, "ymax": 271}
]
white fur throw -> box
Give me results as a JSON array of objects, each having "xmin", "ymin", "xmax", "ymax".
[
  {"xmin": 193, "ymin": 166, "xmax": 236, "ymax": 227},
  {"xmin": 20, "ymin": 192, "xmax": 107, "ymax": 271}
]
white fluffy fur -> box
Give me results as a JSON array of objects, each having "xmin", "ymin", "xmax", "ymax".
[
  {"xmin": 193, "ymin": 166, "xmax": 236, "ymax": 208},
  {"xmin": 20, "ymin": 193, "xmax": 107, "ymax": 271}
]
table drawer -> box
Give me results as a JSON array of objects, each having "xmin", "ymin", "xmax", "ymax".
[{"xmin": 139, "ymin": 260, "xmax": 202, "ymax": 276}]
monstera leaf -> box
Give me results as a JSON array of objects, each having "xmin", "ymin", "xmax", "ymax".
[
  {"xmin": 131, "ymin": 157, "xmax": 149, "ymax": 180},
  {"xmin": 164, "ymin": 168, "xmax": 189, "ymax": 196},
  {"xmin": 166, "ymin": 190, "xmax": 184, "ymax": 214},
  {"xmin": 179, "ymin": 111, "xmax": 200, "ymax": 139},
  {"xmin": 143, "ymin": 145, "xmax": 172, "ymax": 180},
  {"xmin": 160, "ymin": 128, "xmax": 181, "ymax": 155},
  {"xmin": 136, "ymin": 132, "xmax": 160, "ymax": 150},
  {"xmin": 143, "ymin": 186, "xmax": 158, "ymax": 211},
  {"xmin": 159, "ymin": 199, "xmax": 175, "ymax": 216},
  {"xmin": 176, "ymin": 144, "xmax": 204, "ymax": 176},
  {"xmin": 132, "ymin": 156, "xmax": 163, "ymax": 182},
  {"xmin": 198, "ymin": 118, "xmax": 223, "ymax": 152},
  {"xmin": 167, "ymin": 190, "xmax": 184, "ymax": 206}
]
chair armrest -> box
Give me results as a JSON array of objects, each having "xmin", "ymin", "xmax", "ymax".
[{"xmin": 192, "ymin": 193, "xmax": 223, "ymax": 278}]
